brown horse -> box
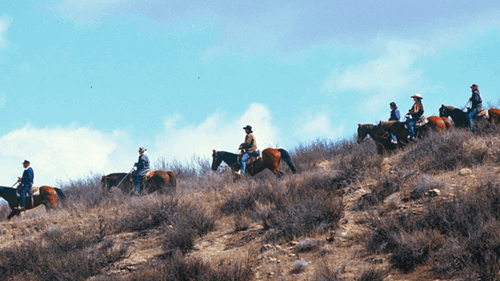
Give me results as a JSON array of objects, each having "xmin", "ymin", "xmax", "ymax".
[
  {"xmin": 0, "ymin": 185, "xmax": 65, "ymax": 220},
  {"xmin": 439, "ymin": 104, "xmax": 500, "ymax": 127},
  {"xmin": 101, "ymin": 170, "xmax": 176, "ymax": 195},
  {"xmin": 211, "ymin": 148, "xmax": 297, "ymax": 176}
]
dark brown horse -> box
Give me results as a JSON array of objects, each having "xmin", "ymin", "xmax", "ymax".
[
  {"xmin": 357, "ymin": 122, "xmax": 396, "ymax": 154},
  {"xmin": 439, "ymin": 104, "xmax": 500, "ymax": 127},
  {"xmin": 101, "ymin": 170, "xmax": 176, "ymax": 195},
  {"xmin": 211, "ymin": 148, "xmax": 297, "ymax": 176},
  {"xmin": 358, "ymin": 117, "xmax": 452, "ymax": 153},
  {"xmin": 0, "ymin": 185, "xmax": 65, "ymax": 220}
]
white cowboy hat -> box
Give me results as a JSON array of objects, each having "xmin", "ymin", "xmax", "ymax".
[{"xmin": 411, "ymin": 93, "xmax": 423, "ymax": 99}]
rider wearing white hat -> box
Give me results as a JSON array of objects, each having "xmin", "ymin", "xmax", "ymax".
[{"xmin": 408, "ymin": 94, "xmax": 424, "ymax": 141}]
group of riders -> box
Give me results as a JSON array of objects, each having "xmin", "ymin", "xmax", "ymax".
[
  {"xmin": 13, "ymin": 84, "xmax": 482, "ymax": 207},
  {"xmin": 388, "ymin": 83, "xmax": 483, "ymax": 143},
  {"xmin": 14, "ymin": 125, "xmax": 257, "ymax": 208}
]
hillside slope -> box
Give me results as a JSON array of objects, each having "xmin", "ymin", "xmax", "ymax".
[{"xmin": 1, "ymin": 124, "xmax": 500, "ymax": 280}]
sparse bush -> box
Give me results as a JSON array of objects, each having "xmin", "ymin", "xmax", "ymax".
[
  {"xmin": 296, "ymin": 239, "xmax": 320, "ymax": 253},
  {"xmin": 355, "ymin": 177, "xmax": 400, "ymax": 211},
  {"xmin": 123, "ymin": 250, "xmax": 254, "ymax": 281},
  {"xmin": 410, "ymin": 174, "xmax": 446, "ymax": 201},
  {"xmin": 312, "ymin": 262, "xmax": 345, "ymax": 281},
  {"xmin": 264, "ymin": 188, "xmax": 344, "ymax": 242},
  {"xmin": 367, "ymin": 179, "xmax": 500, "ymax": 278},
  {"xmin": 0, "ymin": 228, "xmax": 128, "ymax": 281},
  {"xmin": 398, "ymin": 130, "xmax": 488, "ymax": 173},
  {"xmin": 356, "ymin": 266, "xmax": 389, "ymax": 281}
]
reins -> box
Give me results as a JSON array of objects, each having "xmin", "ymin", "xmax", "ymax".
[{"xmin": 114, "ymin": 167, "xmax": 135, "ymax": 189}]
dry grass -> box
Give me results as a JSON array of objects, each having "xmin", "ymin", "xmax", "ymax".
[{"xmin": 1, "ymin": 126, "xmax": 500, "ymax": 280}]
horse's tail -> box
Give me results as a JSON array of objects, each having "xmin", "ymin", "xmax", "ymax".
[
  {"xmin": 278, "ymin": 149, "xmax": 297, "ymax": 174},
  {"xmin": 166, "ymin": 171, "xmax": 177, "ymax": 187},
  {"xmin": 54, "ymin": 187, "xmax": 65, "ymax": 200}
]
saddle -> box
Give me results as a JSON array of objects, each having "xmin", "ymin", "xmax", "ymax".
[
  {"xmin": 238, "ymin": 150, "xmax": 261, "ymax": 171},
  {"xmin": 16, "ymin": 185, "xmax": 39, "ymax": 197},
  {"xmin": 403, "ymin": 115, "xmax": 428, "ymax": 129},
  {"xmin": 415, "ymin": 115, "xmax": 428, "ymax": 128},
  {"xmin": 128, "ymin": 170, "xmax": 155, "ymax": 183},
  {"xmin": 476, "ymin": 108, "xmax": 488, "ymax": 119},
  {"xmin": 30, "ymin": 185, "xmax": 40, "ymax": 196}
]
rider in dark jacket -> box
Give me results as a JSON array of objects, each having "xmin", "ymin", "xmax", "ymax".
[
  {"xmin": 467, "ymin": 84, "xmax": 483, "ymax": 132},
  {"xmin": 133, "ymin": 147, "xmax": 150, "ymax": 195},
  {"xmin": 389, "ymin": 102, "xmax": 400, "ymax": 144},
  {"xmin": 17, "ymin": 160, "xmax": 34, "ymax": 210}
]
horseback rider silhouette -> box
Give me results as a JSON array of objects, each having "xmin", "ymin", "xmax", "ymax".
[
  {"xmin": 237, "ymin": 125, "xmax": 258, "ymax": 175},
  {"xmin": 389, "ymin": 101, "xmax": 400, "ymax": 144},
  {"xmin": 467, "ymin": 84, "xmax": 483, "ymax": 133},
  {"xmin": 16, "ymin": 160, "xmax": 34, "ymax": 211},
  {"xmin": 407, "ymin": 94, "xmax": 424, "ymax": 141},
  {"xmin": 133, "ymin": 147, "xmax": 150, "ymax": 195}
]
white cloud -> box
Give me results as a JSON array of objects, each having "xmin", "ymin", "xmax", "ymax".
[
  {"xmin": 0, "ymin": 104, "xmax": 281, "ymax": 187},
  {"xmin": 153, "ymin": 103, "xmax": 280, "ymax": 161},
  {"xmin": 295, "ymin": 112, "xmax": 345, "ymax": 143},
  {"xmin": 0, "ymin": 125, "xmax": 135, "ymax": 186},
  {"xmin": 0, "ymin": 16, "xmax": 11, "ymax": 48},
  {"xmin": 324, "ymin": 39, "xmax": 425, "ymax": 116}
]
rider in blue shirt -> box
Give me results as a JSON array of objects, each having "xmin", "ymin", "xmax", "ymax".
[
  {"xmin": 17, "ymin": 160, "xmax": 34, "ymax": 210},
  {"xmin": 133, "ymin": 147, "xmax": 150, "ymax": 195},
  {"xmin": 389, "ymin": 102, "xmax": 400, "ymax": 144},
  {"xmin": 467, "ymin": 84, "xmax": 483, "ymax": 133}
]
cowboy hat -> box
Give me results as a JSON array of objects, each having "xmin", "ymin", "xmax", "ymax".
[{"xmin": 411, "ymin": 93, "xmax": 423, "ymax": 99}]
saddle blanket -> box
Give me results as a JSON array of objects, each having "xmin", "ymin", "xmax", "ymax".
[{"xmin": 416, "ymin": 116, "xmax": 428, "ymax": 127}]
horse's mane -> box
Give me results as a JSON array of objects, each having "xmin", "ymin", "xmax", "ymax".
[{"xmin": 441, "ymin": 105, "xmax": 464, "ymax": 114}]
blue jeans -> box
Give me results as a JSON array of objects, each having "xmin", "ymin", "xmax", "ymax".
[
  {"xmin": 240, "ymin": 152, "xmax": 251, "ymax": 174},
  {"xmin": 408, "ymin": 116, "xmax": 421, "ymax": 139},
  {"xmin": 19, "ymin": 184, "xmax": 32, "ymax": 207},
  {"xmin": 468, "ymin": 108, "xmax": 479, "ymax": 132},
  {"xmin": 134, "ymin": 174, "xmax": 145, "ymax": 192},
  {"xmin": 391, "ymin": 133, "xmax": 397, "ymax": 142}
]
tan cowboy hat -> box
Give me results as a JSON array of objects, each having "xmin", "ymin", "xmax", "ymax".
[{"xmin": 411, "ymin": 93, "xmax": 423, "ymax": 99}]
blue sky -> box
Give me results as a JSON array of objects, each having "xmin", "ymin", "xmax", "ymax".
[{"xmin": 1, "ymin": 0, "xmax": 500, "ymax": 185}]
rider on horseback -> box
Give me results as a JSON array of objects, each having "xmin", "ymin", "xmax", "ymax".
[
  {"xmin": 407, "ymin": 94, "xmax": 424, "ymax": 141},
  {"xmin": 237, "ymin": 125, "xmax": 257, "ymax": 175},
  {"xmin": 467, "ymin": 84, "xmax": 483, "ymax": 133},
  {"xmin": 16, "ymin": 160, "xmax": 34, "ymax": 211},
  {"xmin": 389, "ymin": 102, "xmax": 400, "ymax": 144},
  {"xmin": 133, "ymin": 147, "xmax": 150, "ymax": 195}
]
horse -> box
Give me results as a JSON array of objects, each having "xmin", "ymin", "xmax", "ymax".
[
  {"xmin": 0, "ymin": 185, "xmax": 65, "ymax": 220},
  {"xmin": 358, "ymin": 117, "xmax": 451, "ymax": 153},
  {"xmin": 385, "ymin": 116, "xmax": 452, "ymax": 142},
  {"xmin": 101, "ymin": 170, "xmax": 176, "ymax": 195},
  {"xmin": 357, "ymin": 123, "xmax": 396, "ymax": 154},
  {"xmin": 211, "ymin": 148, "xmax": 297, "ymax": 176},
  {"xmin": 439, "ymin": 104, "xmax": 500, "ymax": 127}
]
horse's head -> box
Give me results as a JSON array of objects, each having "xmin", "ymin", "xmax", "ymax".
[
  {"xmin": 357, "ymin": 124, "xmax": 370, "ymax": 143},
  {"xmin": 101, "ymin": 175, "xmax": 110, "ymax": 191},
  {"xmin": 439, "ymin": 104, "xmax": 452, "ymax": 117},
  {"xmin": 211, "ymin": 149, "xmax": 223, "ymax": 171}
]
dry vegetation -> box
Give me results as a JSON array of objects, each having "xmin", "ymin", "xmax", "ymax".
[{"xmin": 2, "ymin": 121, "xmax": 500, "ymax": 280}]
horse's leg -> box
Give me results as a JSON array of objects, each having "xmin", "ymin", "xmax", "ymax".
[{"xmin": 7, "ymin": 210, "xmax": 18, "ymax": 220}]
